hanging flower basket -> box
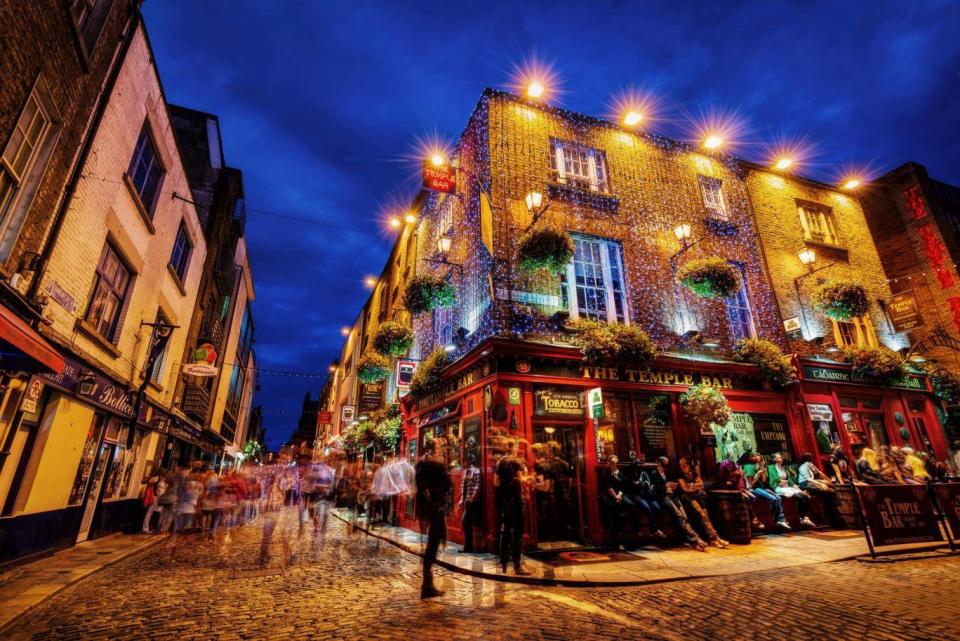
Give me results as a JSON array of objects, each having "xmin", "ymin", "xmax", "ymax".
[
  {"xmin": 373, "ymin": 321, "xmax": 413, "ymax": 357},
  {"xmin": 374, "ymin": 415, "xmax": 402, "ymax": 453},
  {"xmin": 517, "ymin": 226, "xmax": 575, "ymax": 273},
  {"xmin": 921, "ymin": 362, "xmax": 960, "ymax": 403},
  {"xmin": 357, "ymin": 353, "xmax": 390, "ymax": 384},
  {"xmin": 731, "ymin": 338, "xmax": 797, "ymax": 387},
  {"xmin": 680, "ymin": 384, "xmax": 731, "ymax": 429},
  {"xmin": 812, "ymin": 282, "xmax": 870, "ymax": 321},
  {"xmin": 355, "ymin": 421, "xmax": 377, "ymax": 448},
  {"xmin": 841, "ymin": 347, "xmax": 906, "ymax": 381},
  {"xmin": 403, "ymin": 275, "xmax": 455, "ymax": 315},
  {"xmin": 569, "ymin": 320, "xmax": 658, "ymax": 366},
  {"xmin": 408, "ymin": 348, "xmax": 449, "ymax": 400},
  {"xmin": 676, "ymin": 257, "xmax": 742, "ymax": 299}
]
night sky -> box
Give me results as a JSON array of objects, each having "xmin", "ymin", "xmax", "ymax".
[{"xmin": 142, "ymin": 0, "xmax": 960, "ymax": 450}]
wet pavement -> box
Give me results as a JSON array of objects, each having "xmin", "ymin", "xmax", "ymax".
[{"xmin": 2, "ymin": 507, "xmax": 959, "ymax": 640}]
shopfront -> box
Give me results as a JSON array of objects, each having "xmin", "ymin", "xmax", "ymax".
[
  {"xmin": 399, "ymin": 338, "xmax": 800, "ymax": 550},
  {"xmin": 795, "ymin": 358, "xmax": 948, "ymax": 467}
]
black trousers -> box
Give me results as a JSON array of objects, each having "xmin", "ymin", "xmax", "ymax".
[
  {"xmin": 498, "ymin": 498, "xmax": 524, "ymax": 570},
  {"xmin": 462, "ymin": 500, "xmax": 480, "ymax": 551},
  {"xmin": 422, "ymin": 512, "xmax": 446, "ymax": 589}
]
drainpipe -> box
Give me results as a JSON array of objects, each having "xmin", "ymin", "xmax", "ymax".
[{"xmin": 26, "ymin": 7, "xmax": 142, "ymax": 309}]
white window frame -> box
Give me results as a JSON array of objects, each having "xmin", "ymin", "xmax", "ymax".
[
  {"xmin": 563, "ymin": 235, "xmax": 629, "ymax": 324},
  {"xmin": 723, "ymin": 262, "xmax": 756, "ymax": 340},
  {"xmin": 832, "ymin": 315, "xmax": 878, "ymax": 349},
  {"xmin": 697, "ymin": 175, "xmax": 727, "ymax": 220},
  {"xmin": 549, "ymin": 139, "xmax": 608, "ymax": 193},
  {"xmin": 798, "ymin": 203, "xmax": 840, "ymax": 246}
]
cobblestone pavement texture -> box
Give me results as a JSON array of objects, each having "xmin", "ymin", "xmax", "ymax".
[{"xmin": 2, "ymin": 507, "xmax": 959, "ymax": 641}]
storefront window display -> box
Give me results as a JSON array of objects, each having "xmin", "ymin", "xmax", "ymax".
[
  {"xmin": 104, "ymin": 429, "xmax": 145, "ymax": 501},
  {"xmin": 838, "ymin": 396, "xmax": 888, "ymax": 450},
  {"xmin": 712, "ymin": 413, "xmax": 794, "ymax": 463},
  {"xmin": 634, "ymin": 394, "xmax": 674, "ymax": 462},
  {"xmin": 463, "ymin": 416, "xmax": 481, "ymax": 464},
  {"xmin": 67, "ymin": 415, "xmax": 106, "ymax": 506},
  {"xmin": 807, "ymin": 403, "xmax": 841, "ymax": 455}
]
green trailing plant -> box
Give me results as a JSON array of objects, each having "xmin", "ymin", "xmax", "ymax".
[
  {"xmin": 374, "ymin": 415, "xmax": 403, "ymax": 453},
  {"xmin": 676, "ymin": 257, "xmax": 742, "ymax": 299},
  {"xmin": 731, "ymin": 338, "xmax": 797, "ymax": 387},
  {"xmin": 680, "ymin": 384, "xmax": 731, "ymax": 428},
  {"xmin": 373, "ymin": 321, "xmax": 413, "ymax": 357},
  {"xmin": 403, "ymin": 274, "xmax": 456, "ymax": 315},
  {"xmin": 517, "ymin": 226, "xmax": 575, "ymax": 273},
  {"xmin": 841, "ymin": 346, "xmax": 907, "ymax": 381},
  {"xmin": 920, "ymin": 362, "xmax": 960, "ymax": 404},
  {"xmin": 812, "ymin": 282, "xmax": 870, "ymax": 321},
  {"xmin": 569, "ymin": 320, "xmax": 658, "ymax": 366},
  {"xmin": 408, "ymin": 348, "xmax": 449, "ymax": 399},
  {"xmin": 357, "ymin": 352, "xmax": 390, "ymax": 384}
]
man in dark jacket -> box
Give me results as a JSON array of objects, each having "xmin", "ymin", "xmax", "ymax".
[
  {"xmin": 643, "ymin": 456, "xmax": 707, "ymax": 551},
  {"xmin": 598, "ymin": 455, "xmax": 635, "ymax": 548},
  {"xmin": 495, "ymin": 440, "xmax": 531, "ymax": 575},
  {"xmin": 415, "ymin": 438, "xmax": 452, "ymax": 599}
]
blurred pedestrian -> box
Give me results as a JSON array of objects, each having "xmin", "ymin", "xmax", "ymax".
[{"xmin": 415, "ymin": 438, "xmax": 452, "ymax": 599}]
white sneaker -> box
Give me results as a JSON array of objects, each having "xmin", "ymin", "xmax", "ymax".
[
  {"xmin": 776, "ymin": 520, "xmax": 791, "ymax": 531},
  {"xmin": 801, "ymin": 517, "xmax": 817, "ymax": 528}
]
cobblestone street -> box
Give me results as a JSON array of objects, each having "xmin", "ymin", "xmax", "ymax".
[{"xmin": 2, "ymin": 509, "xmax": 959, "ymax": 641}]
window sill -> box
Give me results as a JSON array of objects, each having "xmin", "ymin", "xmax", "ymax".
[
  {"xmin": 123, "ymin": 173, "xmax": 156, "ymax": 235},
  {"xmin": 547, "ymin": 183, "xmax": 619, "ymax": 212},
  {"xmin": 803, "ymin": 240, "xmax": 849, "ymax": 262},
  {"xmin": 75, "ymin": 318, "xmax": 121, "ymax": 359},
  {"xmin": 167, "ymin": 263, "xmax": 187, "ymax": 296},
  {"xmin": 704, "ymin": 215, "xmax": 737, "ymax": 235}
]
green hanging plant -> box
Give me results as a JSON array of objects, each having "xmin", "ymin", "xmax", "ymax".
[
  {"xmin": 403, "ymin": 274, "xmax": 456, "ymax": 315},
  {"xmin": 676, "ymin": 257, "xmax": 742, "ymax": 299},
  {"xmin": 569, "ymin": 320, "xmax": 657, "ymax": 366},
  {"xmin": 841, "ymin": 346, "xmax": 906, "ymax": 382},
  {"xmin": 373, "ymin": 321, "xmax": 413, "ymax": 357},
  {"xmin": 408, "ymin": 348, "xmax": 449, "ymax": 400},
  {"xmin": 812, "ymin": 282, "xmax": 870, "ymax": 321},
  {"xmin": 357, "ymin": 352, "xmax": 390, "ymax": 384},
  {"xmin": 374, "ymin": 415, "xmax": 403, "ymax": 453},
  {"xmin": 731, "ymin": 338, "xmax": 798, "ymax": 387},
  {"xmin": 680, "ymin": 384, "xmax": 731, "ymax": 429},
  {"xmin": 920, "ymin": 362, "xmax": 960, "ymax": 403},
  {"xmin": 517, "ymin": 225, "xmax": 575, "ymax": 273}
]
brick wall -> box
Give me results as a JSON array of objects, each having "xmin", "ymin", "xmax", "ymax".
[
  {"xmin": 745, "ymin": 170, "xmax": 900, "ymax": 351},
  {"xmin": 36, "ymin": 24, "xmax": 207, "ymax": 409},
  {"xmin": 0, "ymin": 0, "xmax": 133, "ymax": 276}
]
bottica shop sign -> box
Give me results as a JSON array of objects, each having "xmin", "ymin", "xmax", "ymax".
[{"xmin": 581, "ymin": 366, "xmax": 735, "ymax": 389}]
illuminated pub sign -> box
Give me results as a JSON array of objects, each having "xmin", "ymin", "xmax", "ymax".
[
  {"xmin": 581, "ymin": 366, "xmax": 738, "ymax": 389},
  {"xmin": 423, "ymin": 162, "xmax": 455, "ymax": 193},
  {"xmin": 801, "ymin": 365, "xmax": 924, "ymax": 390},
  {"xmin": 534, "ymin": 387, "xmax": 584, "ymax": 418}
]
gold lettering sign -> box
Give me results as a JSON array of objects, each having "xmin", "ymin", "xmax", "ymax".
[{"xmin": 581, "ymin": 366, "xmax": 734, "ymax": 389}]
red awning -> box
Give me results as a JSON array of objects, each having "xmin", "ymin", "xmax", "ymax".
[{"xmin": 0, "ymin": 305, "xmax": 65, "ymax": 374}]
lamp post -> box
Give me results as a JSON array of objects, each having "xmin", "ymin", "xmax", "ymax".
[
  {"xmin": 422, "ymin": 232, "xmax": 463, "ymax": 275},
  {"xmin": 669, "ymin": 222, "xmax": 705, "ymax": 265},
  {"xmin": 793, "ymin": 248, "xmax": 835, "ymax": 338},
  {"xmin": 127, "ymin": 320, "xmax": 178, "ymax": 448},
  {"xmin": 523, "ymin": 190, "xmax": 551, "ymax": 233}
]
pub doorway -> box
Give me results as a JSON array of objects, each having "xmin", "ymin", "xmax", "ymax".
[{"xmin": 532, "ymin": 422, "xmax": 585, "ymax": 545}]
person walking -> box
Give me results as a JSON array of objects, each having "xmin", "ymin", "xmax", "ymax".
[
  {"xmin": 415, "ymin": 438, "xmax": 452, "ymax": 599},
  {"xmin": 141, "ymin": 475, "xmax": 165, "ymax": 533},
  {"xmin": 157, "ymin": 470, "xmax": 179, "ymax": 533},
  {"xmin": 494, "ymin": 440, "xmax": 531, "ymax": 575},
  {"xmin": 459, "ymin": 454, "xmax": 481, "ymax": 553}
]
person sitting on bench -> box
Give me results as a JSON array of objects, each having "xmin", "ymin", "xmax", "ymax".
[
  {"xmin": 598, "ymin": 455, "xmax": 634, "ymax": 549},
  {"xmin": 768, "ymin": 453, "xmax": 817, "ymax": 528}
]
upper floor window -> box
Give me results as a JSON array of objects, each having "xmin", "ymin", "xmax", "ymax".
[
  {"xmin": 832, "ymin": 316, "xmax": 878, "ymax": 350},
  {"xmin": 169, "ymin": 220, "xmax": 193, "ymax": 283},
  {"xmin": 698, "ymin": 175, "xmax": 726, "ymax": 219},
  {"xmin": 70, "ymin": 0, "xmax": 98, "ymax": 29},
  {"xmin": 0, "ymin": 92, "xmax": 52, "ymax": 237},
  {"xmin": 561, "ymin": 235, "xmax": 628, "ymax": 323},
  {"xmin": 724, "ymin": 263, "xmax": 755, "ymax": 341},
  {"xmin": 798, "ymin": 202, "xmax": 840, "ymax": 246},
  {"xmin": 128, "ymin": 124, "xmax": 165, "ymax": 216},
  {"xmin": 549, "ymin": 139, "xmax": 609, "ymax": 193},
  {"xmin": 85, "ymin": 242, "xmax": 132, "ymax": 342}
]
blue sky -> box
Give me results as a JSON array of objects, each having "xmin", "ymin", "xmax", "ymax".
[{"xmin": 141, "ymin": 0, "xmax": 960, "ymax": 449}]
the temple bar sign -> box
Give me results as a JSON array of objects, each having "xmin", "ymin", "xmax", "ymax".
[
  {"xmin": 423, "ymin": 163, "xmax": 455, "ymax": 193},
  {"xmin": 887, "ymin": 293, "xmax": 923, "ymax": 333},
  {"xmin": 581, "ymin": 366, "xmax": 734, "ymax": 389}
]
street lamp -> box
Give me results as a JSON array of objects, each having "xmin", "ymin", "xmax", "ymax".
[
  {"xmin": 703, "ymin": 135, "xmax": 723, "ymax": 150},
  {"xmin": 437, "ymin": 234, "xmax": 452, "ymax": 256},
  {"xmin": 430, "ymin": 153, "xmax": 445, "ymax": 167},
  {"xmin": 794, "ymin": 248, "xmax": 835, "ymax": 337},
  {"xmin": 526, "ymin": 80, "xmax": 545, "ymax": 99},
  {"xmin": 774, "ymin": 157, "xmax": 793, "ymax": 171},
  {"xmin": 673, "ymin": 223, "xmax": 692, "ymax": 244},
  {"xmin": 524, "ymin": 191, "xmax": 544, "ymax": 213},
  {"xmin": 669, "ymin": 222, "xmax": 703, "ymax": 265},
  {"xmin": 404, "ymin": 212, "xmax": 417, "ymax": 224},
  {"xmin": 523, "ymin": 190, "xmax": 551, "ymax": 232},
  {"xmin": 798, "ymin": 247, "xmax": 816, "ymax": 267},
  {"xmin": 622, "ymin": 111, "xmax": 643, "ymax": 128},
  {"xmin": 389, "ymin": 217, "xmax": 401, "ymax": 228}
]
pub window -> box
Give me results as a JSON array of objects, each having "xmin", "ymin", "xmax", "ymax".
[
  {"xmin": 548, "ymin": 139, "xmax": 609, "ymax": 193},
  {"xmin": 713, "ymin": 413, "xmax": 794, "ymax": 464},
  {"xmin": 798, "ymin": 203, "xmax": 840, "ymax": 246},
  {"xmin": 697, "ymin": 175, "xmax": 726, "ymax": 220},
  {"xmin": 127, "ymin": 123, "xmax": 165, "ymax": 217},
  {"xmin": 85, "ymin": 241, "xmax": 133, "ymax": 343},
  {"xmin": 595, "ymin": 393, "xmax": 633, "ymax": 461},
  {"xmin": 831, "ymin": 316, "xmax": 878, "ymax": 349},
  {"xmin": 633, "ymin": 394, "xmax": 674, "ymax": 462},
  {"xmin": 561, "ymin": 235, "xmax": 628, "ymax": 324},
  {"xmin": 168, "ymin": 220, "xmax": 193, "ymax": 283},
  {"xmin": 724, "ymin": 262, "xmax": 755, "ymax": 341}
]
